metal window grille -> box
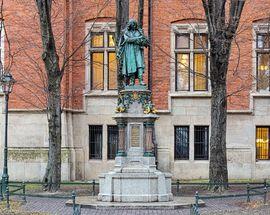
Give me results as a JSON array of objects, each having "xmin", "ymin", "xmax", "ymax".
[
  {"xmin": 256, "ymin": 127, "xmax": 270, "ymax": 160},
  {"xmin": 89, "ymin": 125, "xmax": 103, "ymax": 159},
  {"xmin": 194, "ymin": 126, "xmax": 209, "ymax": 160},
  {"xmin": 175, "ymin": 126, "xmax": 189, "ymax": 160},
  {"xmin": 107, "ymin": 125, "xmax": 118, "ymax": 159}
]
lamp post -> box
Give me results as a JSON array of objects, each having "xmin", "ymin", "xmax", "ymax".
[{"xmin": 1, "ymin": 72, "xmax": 15, "ymax": 194}]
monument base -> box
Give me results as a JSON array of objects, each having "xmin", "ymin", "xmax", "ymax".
[
  {"xmin": 98, "ymin": 88, "xmax": 173, "ymax": 202},
  {"xmin": 98, "ymin": 157, "xmax": 172, "ymax": 202}
]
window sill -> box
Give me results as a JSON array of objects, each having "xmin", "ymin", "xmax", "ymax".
[
  {"xmin": 256, "ymin": 160, "xmax": 270, "ymax": 163},
  {"xmin": 174, "ymin": 160, "xmax": 209, "ymax": 163},
  {"xmin": 174, "ymin": 159, "xmax": 190, "ymax": 162},
  {"xmin": 85, "ymin": 90, "xmax": 118, "ymax": 97},
  {"xmin": 193, "ymin": 160, "xmax": 209, "ymax": 163},
  {"xmin": 251, "ymin": 93, "xmax": 270, "ymax": 98},
  {"xmin": 88, "ymin": 159, "xmax": 103, "ymax": 161},
  {"xmin": 170, "ymin": 92, "xmax": 211, "ymax": 98}
]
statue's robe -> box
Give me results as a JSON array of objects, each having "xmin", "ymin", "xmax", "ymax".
[{"xmin": 119, "ymin": 30, "xmax": 147, "ymax": 78}]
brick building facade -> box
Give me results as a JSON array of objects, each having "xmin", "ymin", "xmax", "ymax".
[{"xmin": 1, "ymin": 0, "xmax": 270, "ymax": 181}]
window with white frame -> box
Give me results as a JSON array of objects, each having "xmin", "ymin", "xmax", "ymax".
[
  {"xmin": 87, "ymin": 23, "xmax": 117, "ymax": 91},
  {"xmin": 255, "ymin": 32, "xmax": 270, "ymax": 92},
  {"xmin": 172, "ymin": 24, "xmax": 209, "ymax": 92}
]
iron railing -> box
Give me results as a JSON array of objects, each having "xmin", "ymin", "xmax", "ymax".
[
  {"xmin": 190, "ymin": 179, "xmax": 270, "ymax": 215},
  {"xmin": 1, "ymin": 179, "xmax": 269, "ymax": 215}
]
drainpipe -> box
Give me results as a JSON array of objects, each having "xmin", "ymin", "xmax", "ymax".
[
  {"xmin": 147, "ymin": 0, "xmax": 158, "ymax": 168},
  {"xmin": 148, "ymin": 0, "xmax": 153, "ymax": 91}
]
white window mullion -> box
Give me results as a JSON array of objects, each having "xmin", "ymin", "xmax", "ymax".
[
  {"xmin": 208, "ymin": 50, "xmax": 211, "ymax": 91},
  {"xmin": 104, "ymin": 31, "xmax": 108, "ymax": 90},
  {"xmin": 190, "ymin": 33, "xmax": 194, "ymax": 92},
  {"xmin": 85, "ymin": 30, "xmax": 92, "ymax": 92}
]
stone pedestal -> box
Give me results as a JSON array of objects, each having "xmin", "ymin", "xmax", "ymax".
[{"xmin": 98, "ymin": 88, "xmax": 173, "ymax": 202}]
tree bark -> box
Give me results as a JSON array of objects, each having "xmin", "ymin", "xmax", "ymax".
[
  {"xmin": 201, "ymin": 0, "xmax": 245, "ymax": 191},
  {"xmin": 35, "ymin": 0, "xmax": 63, "ymax": 192},
  {"xmin": 43, "ymin": 77, "xmax": 62, "ymax": 192},
  {"xmin": 208, "ymin": 34, "xmax": 232, "ymax": 191},
  {"xmin": 116, "ymin": 0, "xmax": 129, "ymax": 91},
  {"xmin": 209, "ymin": 50, "xmax": 229, "ymax": 191},
  {"xmin": 138, "ymin": 0, "xmax": 144, "ymax": 28}
]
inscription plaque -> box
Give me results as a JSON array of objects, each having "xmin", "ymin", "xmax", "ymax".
[{"xmin": 130, "ymin": 124, "xmax": 140, "ymax": 147}]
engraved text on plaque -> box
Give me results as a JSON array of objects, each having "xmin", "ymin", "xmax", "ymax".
[{"xmin": 130, "ymin": 124, "xmax": 140, "ymax": 147}]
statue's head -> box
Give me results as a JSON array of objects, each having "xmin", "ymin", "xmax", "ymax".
[{"xmin": 127, "ymin": 19, "xmax": 138, "ymax": 31}]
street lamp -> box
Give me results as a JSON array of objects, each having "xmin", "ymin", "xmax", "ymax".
[{"xmin": 1, "ymin": 72, "xmax": 15, "ymax": 194}]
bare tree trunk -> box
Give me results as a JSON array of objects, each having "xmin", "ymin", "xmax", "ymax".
[
  {"xmin": 44, "ymin": 78, "xmax": 62, "ymax": 192},
  {"xmin": 116, "ymin": 0, "xmax": 129, "ymax": 91},
  {"xmin": 36, "ymin": 0, "xmax": 63, "ymax": 192},
  {"xmin": 138, "ymin": 0, "xmax": 144, "ymax": 28},
  {"xmin": 209, "ymin": 48, "xmax": 230, "ymax": 191},
  {"xmin": 202, "ymin": 0, "xmax": 245, "ymax": 191}
]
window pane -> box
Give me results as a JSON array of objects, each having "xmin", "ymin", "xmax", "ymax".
[
  {"xmin": 108, "ymin": 52, "xmax": 117, "ymax": 90},
  {"xmin": 91, "ymin": 33, "xmax": 104, "ymax": 47},
  {"xmin": 257, "ymin": 34, "xmax": 270, "ymax": 49},
  {"xmin": 175, "ymin": 126, "xmax": 189, "ymax": 160},
  {"xmin": 194, "ymin": 34, "xmax": 208, "ymax": 49},
  {"xmin": 108, "ymin": 33, "xmax": 115, "ymax": 47},
  {"xmin": 89, "ymin": 125, "xmax": 103, "ymax": 159},
  {"xmin": 91, "ymin": 53, "xmax": 104, "ymax": 90},
  {"xmin": 256, "ymin": 127, "xmax": 269, "ymax": 160},
  {"xmin": 108, "ymin": 125, "xmax": 119, "ymax": 159},
  {"xmin": 194, "ymin": 53, "xmax": 207, "ymax": 91},
  {"xmin": 176, "ymin": 34, "xmax": 190, "ymax": 49},
  {"xmin": 194, "ymin": 126, "xmax": 209, "ymax": 160},
  {"xmin": 176, "ymin": 53, "xmax": 189, "ymax": 91},
  {"xmin": 257, "ymin": 53, "xmax": 270, "ymax": 91}
]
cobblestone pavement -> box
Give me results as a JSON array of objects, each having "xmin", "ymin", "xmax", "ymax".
[{"xmin": 16, "ymin": 196, "xmax": 270, "ymax": 215}]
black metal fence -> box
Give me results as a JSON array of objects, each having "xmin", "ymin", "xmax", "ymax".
[
  {"xmin": 0, "ymin": 180, "xmax": 100, "ymax": 215},
  {"xmin": 72, "ymin": 191, "xmax": 81, "ymax": 215},
  {"xmin": 0, "ymin": 180, "xmax": 26, "ymax": 210},
  {"xmin": 1, "ymin": 179, "xmax": 269, "ymax": 215},
  {"xmin": 190, "ymin": 179, "xmax": 270, "ymax": 215}
]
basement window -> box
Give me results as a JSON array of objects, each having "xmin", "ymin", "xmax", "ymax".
[
  {"xmin": 194, "ymin": 126, "xmax": 209, "ymax": 160},
  {"xmin": 89, "ymin": 125, "xmax": 103, "ymax": 159},
  {"xmin": 107, "ymin": 125, "xmax": 118, "ymax": 160},
  {"xmin": 256, "ymin": 127, "xmax": 270, "ymax": 160},
  {"xmin": 175, "ymin": 126, "xmax": 189, "ymax": 160}
]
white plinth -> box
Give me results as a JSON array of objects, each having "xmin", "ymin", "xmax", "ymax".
[{"xmin": 98, "ymin": 157, "xmax": 173, "ymax": 202}]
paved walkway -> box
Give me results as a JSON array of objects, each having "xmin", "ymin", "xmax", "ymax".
[{"xmin": 17, "ymin": 195, "xmax": 270, "ymax": 215}]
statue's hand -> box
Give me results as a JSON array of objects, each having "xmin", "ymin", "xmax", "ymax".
[
  {"xmin": 126, "ymin": 38, "xmax": 134, "ymax": 43},
  {"xmin": 145, "ymin": 38, "xmax": 150, "ymax": 47}
]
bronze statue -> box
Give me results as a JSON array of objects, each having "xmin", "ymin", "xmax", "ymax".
[{"xmin": 117, "ymin": 19, "xmax": 149, "ymax": 87}]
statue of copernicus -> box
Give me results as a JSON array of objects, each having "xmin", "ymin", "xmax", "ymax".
[{"xmin": 117, "ymin": 19, "xmax": 149, "ymax": 87}]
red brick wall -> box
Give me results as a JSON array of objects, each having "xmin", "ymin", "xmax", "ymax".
[{"xmin": 4, "ymin": 0, "xmax": 270, "ymax": 111}]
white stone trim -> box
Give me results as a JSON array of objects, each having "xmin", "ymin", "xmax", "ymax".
[{"xmin": 169, "ymin": 92, "xmax": 211, "ymax": 98}]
